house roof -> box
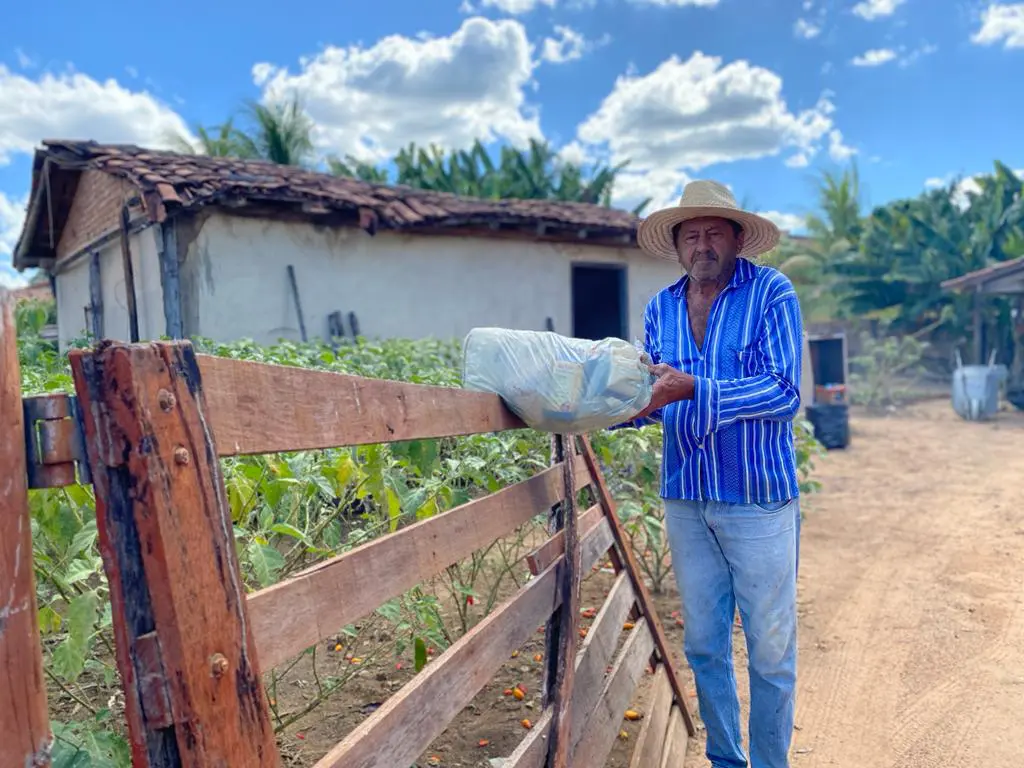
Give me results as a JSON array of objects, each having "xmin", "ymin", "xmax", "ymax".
[
  {"xmin": 941, "ymin": 255, "xmax": 1024, "ymax": 294},
  {"xmin": 14, "ymin": 140, "xmax": 644, "ymax": 269},
  {"xmin": 5, "ymin": 283, "xmax": 53, "ymax": 303}
]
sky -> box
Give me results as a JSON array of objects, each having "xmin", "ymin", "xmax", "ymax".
[{"xmin": 2, "ymin": 0, "xmax": 1024, "ymax": 286}]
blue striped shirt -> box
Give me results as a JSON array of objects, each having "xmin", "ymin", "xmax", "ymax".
[{"xmin": 621, "ymin": 257, "xmax": 803, "ymax": 504}]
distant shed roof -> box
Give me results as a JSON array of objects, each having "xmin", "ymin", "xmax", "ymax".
[
  {"xmin": 941, "ymin": 256, "xmax": 1024, "ymax": 295},
  {"xmin": 14, "ymin": 140, "xmax": 644, "ymax": 269}
]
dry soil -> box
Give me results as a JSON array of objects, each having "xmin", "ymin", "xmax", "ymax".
[{"xmin": 679, "ymin": 399, "xmax": 1024, "ymax": 768}]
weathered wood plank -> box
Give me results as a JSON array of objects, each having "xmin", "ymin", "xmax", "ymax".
[
  {"xmin": 505, "ymin": 571, "xmax": 637, "ymax": 768},
  {"xmin": 629, "ymin": 664, "xmax": 673, "ymax": 768},
  {"xmin": 545, "ymin": 434, "xmax": 581, "ymax": 768},
  {"xmin": 659, "ymin": 706, "xmax": 690, "ymax": 768},
  {"xmin": 311, "ymin": 510, "xmax": 613, "ymax": 768},
  {"xmin": 197, "ymin": 354, "xmax": 526, "ymax": 456},
  {"xmin": 0, "ymin": 290, "xmax": 52, "ymax": 768},
  {"xmin": 69, "ymin": 341, "xmax": 278, "ymax": 767},
  {"xmin": 571, "ymin": 619, "xmax": 655, "ymax": 768},
  {"xmin": 580, "ymin": 435, "xmax": 697, "ymax": 737},
  {"xmin": 526, "ymin": 504, "xmax": 602, "ymax": 575},
  {"xmin": 248, "ymin": 454, "xmax": 590, "ymax": 670}
]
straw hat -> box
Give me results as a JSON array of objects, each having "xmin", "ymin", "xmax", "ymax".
[{"xmin": 636, "ymin": 179, "xmax": 781, "ymax": 261}]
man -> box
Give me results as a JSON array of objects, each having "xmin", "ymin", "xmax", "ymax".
[{"xmin": 622, "ymin": 180, "xmax": 803, "ymax": 768}]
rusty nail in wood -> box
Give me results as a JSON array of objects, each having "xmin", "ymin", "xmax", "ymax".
[
  {"xmin": 158, "ymin": 390, "xmax": 176, "ymax": 411},
  {"xmin": 173, "ymin": 446, "xmax": 190, "ymax": 466},
  {"xmin": 210, "ymin": 653, "xmax": 229, "ymax": 678}
]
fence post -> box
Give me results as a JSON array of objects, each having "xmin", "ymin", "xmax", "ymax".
[
  {"xmin": 0, "ymin": 291, "xmax": 53, "ymax": 767},
  {"xmin": 69, "ymin": 340, "xmax": 278, "ymax": 767}
]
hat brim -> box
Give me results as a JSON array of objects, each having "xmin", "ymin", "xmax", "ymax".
[{"xmin": 636, "ymin": 205, "xmax": 781, "ymax": 261}]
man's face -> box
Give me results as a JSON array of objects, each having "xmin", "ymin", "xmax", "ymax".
[{"xmin": 675, "ymin": 216, "xmax": 744, "ymax": 284}]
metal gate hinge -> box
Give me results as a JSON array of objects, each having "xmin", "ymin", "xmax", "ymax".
[{"xmin": 23, "ymin": 394, "xmax": 92, "ymax": 489}]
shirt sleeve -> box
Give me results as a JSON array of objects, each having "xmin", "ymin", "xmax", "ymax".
[
  {"xmin": 690, "ymin": 294, "xmax": 803, "ymax": 437},
  {"xmin": 609, "ymin": 296, "xmax": 663, "ymax": 430}
]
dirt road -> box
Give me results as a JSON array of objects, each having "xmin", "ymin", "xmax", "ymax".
[{"xmin": 683, "ymin": 399, "xmax": 1024, "ymax": 768}]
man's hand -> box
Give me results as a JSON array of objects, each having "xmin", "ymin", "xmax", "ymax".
[{"xmin": 634, "ymin": 363, "xmax": 696, "ymax": 420}]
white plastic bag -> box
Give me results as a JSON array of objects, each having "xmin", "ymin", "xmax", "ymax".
[{"xmin": 461, "ymin": 327, "xmax": 654, "ymax": 433}]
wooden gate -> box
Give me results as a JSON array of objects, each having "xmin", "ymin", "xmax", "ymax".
[{"xmin": 1, "ymin": 295, "xmax": 694, "ymax": 767}]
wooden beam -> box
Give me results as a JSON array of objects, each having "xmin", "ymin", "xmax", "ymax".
[
  {"xmin": 197, "ymin": 354, "xmax": 526, "ymax": 456},
  {"xmin": 0, "ymin": 291, "xmax": 53, "ymax": 768},
  {"xmin": 571, "ymin": 619, "xmax": 655, "ymax": 768},
  {"xmin": 659, "ymin": 706, "xmax": 690, "ymax": 768},
  {"xmin": 119, "ymin": 205, "xmax": 139, "ymax": 342},
  {"xmin": 311, "ymin": 510, "xmax": 613, "ymax": 768},
  {"xmin": 579, "ymin": 435, "xmax": 696, "ymax": 737},
  {"xmin": 545, "ymin": 434, "xmax": 582, "ymax": 768},
  {"xmin": 69, "ymin": 341, "xmax": 278, "ymax": 767},
  {"xmin": 505, "ymin": 571, "xmax": 637, "ymax": 768},
  {"xmin": 628, "ymin": 665, "xmax": 673, "ymax": 768},
  {"xmin": 159, "ymin": 220, "xmax": 183, "ymax": 338},
  {"xmin": 526, "ymin": 504, "xmax": 603, "ymax": 575},
  {"xmin": 248, "ymin": 454, "xmax": 590, "ymax": 670}
]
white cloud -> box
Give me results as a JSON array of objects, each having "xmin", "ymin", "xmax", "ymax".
[
  {"xmin": 254, "ymin": 17, "xmax": 541, "ymax": 163},
  {"xmin": 1, "ymin": 192, "xmax": 29, "ymax": 288},
  {"xmin": 540, "ymin": 25, "xmax": 609, "ymax": 63},
  {"xmin": 794, "ymin": 18, "xmax": 822, "ymax": 38},
  {"xmin": 557, "ymin": 140, "xmax": 591, "ymax": 166},
  {"xmin": 925, "ymin": 167, "xmax": 1024, "ymax": 209},
  {"xmin": 851, "ymin": 43, "xmax": 937, "ymax": 67},
  {"xmin": 575, "ymin": 52, "xmax": 845, "ymax": 174},
  {"xmin": 795, "ymin": 0, "xmax": 826, "ymax": 39},
  {"xmin": 461, "ymin": 0, "xmax": 557, "ymax": 14},
  {"xmin": 0, "ymin": 64, "xmax": 191, "ymax": 165},
  {"xmin": 851, "ymin": 48, "xmax": 898, "ymax": 66},
  {"xmin": 852, "ymin": 0, "xmax": 906, "ymax": 21},
  {"xmin": 828, "ymin": 129, "xmax": 856, "ymax": 161},
  {"xmin": 627, "ymin": 0, "xmax": 720, "ymax": 5},
  {"xmin": 613, "ymin": 167, "xmax": 692, "ymax": 215},
  {"xmin": 759, "ymin": 210, "xmax": 806, "ymax": 233},
  {"xmin": 971, "ymin": 3, "xmax": 1024, "ymax": 48},
  {"xmin": 14, "ymin": 48, "xmax": 35, "ymax": 69}
]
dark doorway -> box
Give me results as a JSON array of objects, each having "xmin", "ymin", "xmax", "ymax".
[{"xmin": 571, "ymin": 264, "xmax": 627, "ymax": 341}]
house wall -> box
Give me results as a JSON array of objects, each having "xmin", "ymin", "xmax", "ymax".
[
  {"xmin": 56, "ymin": 170, "xmax": 136, "ymax": 261},
  {"xmin": 181, "ymin": 212, "xmax": 680, "ymax": 345},
  {"xmin": 54, "ymin": 227, "xmax": 165, "ymax": 349},
  {"xmin": 184, "ymin": 213, "xmax": 815, "ymax": 410},
  {"xmin": 52, "ymin": 209, "xmax": 814, "ymax": 409}
]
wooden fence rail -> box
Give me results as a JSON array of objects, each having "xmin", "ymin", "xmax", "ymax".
[{"xmin": 1, "ymin": 318, "xmax": 694, "ymax": 768}]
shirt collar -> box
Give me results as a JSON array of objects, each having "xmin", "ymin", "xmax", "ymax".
[{"xmin": 668, "ymin": 256, "xmax": 756, "ymax": 298}]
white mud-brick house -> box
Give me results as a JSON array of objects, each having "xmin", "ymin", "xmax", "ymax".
[{"xmin": 12, "ymin": 140, "xmax": 813, "ymax": 405}]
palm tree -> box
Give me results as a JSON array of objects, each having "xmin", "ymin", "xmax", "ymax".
[
  {"xmin": 234, "ymin": 97, "xmax": 315, "ymax": 167},
  {"xmin": 166, "ymin": 118, "xmax": 256, "ymax": 158}
]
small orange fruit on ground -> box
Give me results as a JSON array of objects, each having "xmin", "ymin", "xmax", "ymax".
[
  {"xmin": 521, "ymin": 719, "xmax": 533, "ymax": 729},
  {"xmin": 624, "ymin": 710, "xmax": 643, "ymax": 721},
  {"xmin": 503, "ymin": 688, "xmax": 514, "ymax": 696},
  {"xmin": 533, "ymin": 653, "xmax": 543, "ymax": 662},
  {"xmin": 623, "ymin": 621, "xmax": 635, "ymax": 630},
  {"xmin": 334, "ymin": 643, "xmax": 343, "ymax": 652},
  {"xmin": 513, "ymin": 687, "xmax": 525, "ymax": 700},
  {"xmin": 478, "ymin": 739, "xmax": 490, "ymax": 748}
]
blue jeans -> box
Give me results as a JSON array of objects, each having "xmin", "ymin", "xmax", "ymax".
[{"xmin": 664, "ymin": 498, "xmax": 801, "ymax": 768}]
